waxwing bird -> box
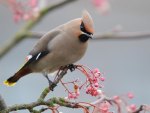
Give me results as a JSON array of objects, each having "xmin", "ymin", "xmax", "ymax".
[{"xmin": 4, "ymin": 10, "xmax": 94, "ymax": 86}]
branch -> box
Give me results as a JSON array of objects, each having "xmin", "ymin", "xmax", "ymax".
[
  {"xmin": 0, "ymin": 95, "xmax": 7, "ymax": 111},
  {"xmin": 133, "ymin": 105, "xmax": 150, "ymax": 113},
  {"xmin": 0, "ymin": 67, "xmax": 79, "ymax": 113},
  {"xmin": 0, "ymin": 0, "xmax": 77, "ymax": 59},
  {"xmin": 27, "ymin": 31, "xmax": 150, "ymax": 40},
  {"xmin": 1, "ymin": 97, "xmax": 80, "ymax": 113},
  {"xmin": 26, "ymin": 31, "xmax": 150, "ymax": 41},
  {"xmin": 94, "ymin": 31, "xmax": 150, "ymax": 40},
  {"xmin": 133, "ymin": 105, "xmax": 144, "ymax": 113}
]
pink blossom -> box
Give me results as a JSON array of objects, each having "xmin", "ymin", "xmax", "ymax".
[
  {"xmin": 28, "ymin": 0, "xmax": 37, "ymax": 8},
  {"xmin": 100, "ymin": 77, "xmax": 105, "ymax": 81},
  {"xmin": 13, "ymin": 14, "xmax": 22, "ymax": 22},
  {"xmin": 142, "ymin": 105, "xmax": 150, "ymax": 112},
  {"xmin": 86, "ymin": 86, "xmax": 99, "ymax": 96},
  {"xmin": 23, "ymin": 14, "xmax": 31, "ymax": 21},
  {"xmin": 113, "ymin": 95, "xmax": 122, "ymax": 104},
  {"xmin": 68, "ymin": 92, "xmax": 79, "ymax": 99},
  {"xmin": 94, "ymin": 82, "xmax": 99, "ymax": 87},
  {"xmin": 92, "ymin": 0, "xmax": 110, "ymax": 15},
  {"xmin": 97, "ymin": 89, "xmax": 103, "ymax": 95},
  {"xmin": 93, "ymin": 101, "xmax": 111, "ymax": 113},
  {"xmin": 92, "ymin": 68, "xmax": 101, "ymax": 77},
  {"xmin": 92, "ymin": 68, "xmax": 101, "ymax": 74},
  {"xmin": 67, "ymin": 84, "xmax": 80, "ymax": 99},
  {"xmin": 126, "ymin": 104, "xmax": 137, "ymax": 113},
  {"xmin": 1, "ymin": 0, "xmax": 39, "ymax": 22},
  {"xmin": 127, "ymin": 92, "xmax": 134, "ymax": 99},
  {"xmin": 68, "ymin": 93, "xmax": 75, "ymax": 99},
  {"xmin": 113, "ymin": 95, "xmax": 120, "ymax": 100},
  {"xmin": 76, "ymin": 66, "xmax": 104, "ymax": 97},
  {"xmin": 99, "ymin": 101, "xmax": 111, "ymax": 112}
]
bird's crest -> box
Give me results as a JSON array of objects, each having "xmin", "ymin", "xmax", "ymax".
[{"xmin": 81, "ymin": 10, "xmax": 94, "ymax": 34}]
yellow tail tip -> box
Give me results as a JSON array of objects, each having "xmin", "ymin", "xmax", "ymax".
[{"xmin": 3, "ymin": 80, "xmax": 16, "ymax": 87}]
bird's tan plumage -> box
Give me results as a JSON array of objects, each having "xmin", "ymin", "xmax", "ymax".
[
  {"xmin": 82, "ymin": 10, "xmax": 94, "ymax": 34},
  {"xmin": 4, "ymin": 10, "xmax": 94, "ymax": 86}
]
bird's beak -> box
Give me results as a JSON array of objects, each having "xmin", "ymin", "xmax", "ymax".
[
  {"xmin": 83, "ymin": 33, "xmax": 93, "ymax": 39},
  {"xmin": 89, "ymin": 34, "xmax": 93, "ymax": 39}
]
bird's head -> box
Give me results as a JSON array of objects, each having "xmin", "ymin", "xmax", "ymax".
[
  {"xmin": 63, "ymin": 10, "xmax": 94, "ymax": 43},
  {"xmin": 79, "ymin": 10, "xmax": 94, "ymax": 42}
]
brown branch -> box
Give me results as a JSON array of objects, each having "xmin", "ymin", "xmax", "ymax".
[
  {"xmin": 0, "ymin": 0, "xmax": 77, "ymax": 59},
  {"xmin": 1, "ymin": 97, "xmax": 80, "ymax": 113},
  {"xmin": 94, "ymin": 31, "xmax": 150, "ymax": 40},
  {"xmin": 27, "ymin": 31, "xmax": 150, "ymax": 40},
  {"xmin": 0, "ymin": 95, "xmax": 7, "ymax": 111},
  {"xmin": 1, "ymin": 67, "xmax": 75, "ymax": 113},
  {"xmin": 133, "ymin": 105, "xmax": 150, "ymax": 113},
  {"xmin": 133, "ymin": 105, "xmax": 144, "ymax": 113},
  {"xmin": 1, "ymin": 66, "xmax": 86, "ymax": 113}
]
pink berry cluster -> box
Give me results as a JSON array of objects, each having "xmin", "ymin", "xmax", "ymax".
[
  {"xmin": 92, "ymin": 0, "xmax": 110, "ymax": 15},
  {"xmin": 61, "ymin": 65, "xmax": 149, "ymax": 113},
  {"xmin": 75, "ymin": 66, "xmax": 105, "ymax": 97},
  {"xmin": 61, "ymin": 66, "xmax": 105, "ymax": 99},
  {"xmin": 83, "ymin": 68, "xmax": 105, "ymax": 96},
  {"xmin": 68, "ymin": 92, "xmax": 79, "ymax": 99}
]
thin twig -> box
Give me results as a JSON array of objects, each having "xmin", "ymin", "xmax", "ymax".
[
  {"xmin": 133, "ymin": 105, "xmax": 144, "ymax": 113},
  {"xmin": 94, "ymin": 31, "xmax": 150, "ymax": 40}
]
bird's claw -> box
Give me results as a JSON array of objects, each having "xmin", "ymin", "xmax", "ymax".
[
  {"xmin": 67, "ymin": 64, "xmax": 77, "ymax": 72},
  {"xmin": 49, "ymin": 82, "xmax": 57, "ymax": 91}
]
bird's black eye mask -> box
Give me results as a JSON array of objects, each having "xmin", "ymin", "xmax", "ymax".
[{"xmin": 80, "ymin": 22, "xmax": 92, "ymax": 35}]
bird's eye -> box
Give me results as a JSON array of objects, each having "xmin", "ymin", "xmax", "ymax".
[{"xmin": 80, "ymin": 22, "xmax": 92, "ymax": 35}]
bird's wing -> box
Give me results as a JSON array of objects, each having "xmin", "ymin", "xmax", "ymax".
[
  {"xmin": 23, "ymin": 51, "xmax": 50, "ymax": 68},
  {"xmin": 23, "ymin": 29, "xmax": 62, "ymax": 67},
  {"xmin": 29, "ymin": 29, "xmax": 62, "ymax": 55}
]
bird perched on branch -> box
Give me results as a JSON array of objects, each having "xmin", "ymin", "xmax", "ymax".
[{"xmin": 4, "ymin": 10, "xmax": 94, "ymax": 86}]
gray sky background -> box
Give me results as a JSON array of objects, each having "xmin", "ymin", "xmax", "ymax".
[{"xmin": 0, "ymin": 0, "xmax": 150, "ymax": 113}]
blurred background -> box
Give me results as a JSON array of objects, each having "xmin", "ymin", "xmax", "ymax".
[{"xmin": 0, "ymin": 0, "xmax": 150, "ymax": 112}]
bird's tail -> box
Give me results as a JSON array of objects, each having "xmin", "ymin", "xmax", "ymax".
[{"xmin": 4, "ymin": 67, "xmax": 31, "ymax": 87}]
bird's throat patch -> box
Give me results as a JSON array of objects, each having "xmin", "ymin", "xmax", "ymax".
[{"xmin": 79, "ymin": 34, "xmax": 89, "ymax": 42}]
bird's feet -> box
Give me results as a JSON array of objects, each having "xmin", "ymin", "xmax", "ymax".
[
  {"xmin": 43, "ymin": 73, "xmax": 56, "ymax": 91},
  {"xmin": 67, "ymin": 64, "xmax": 77, "ymax": 72}
]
